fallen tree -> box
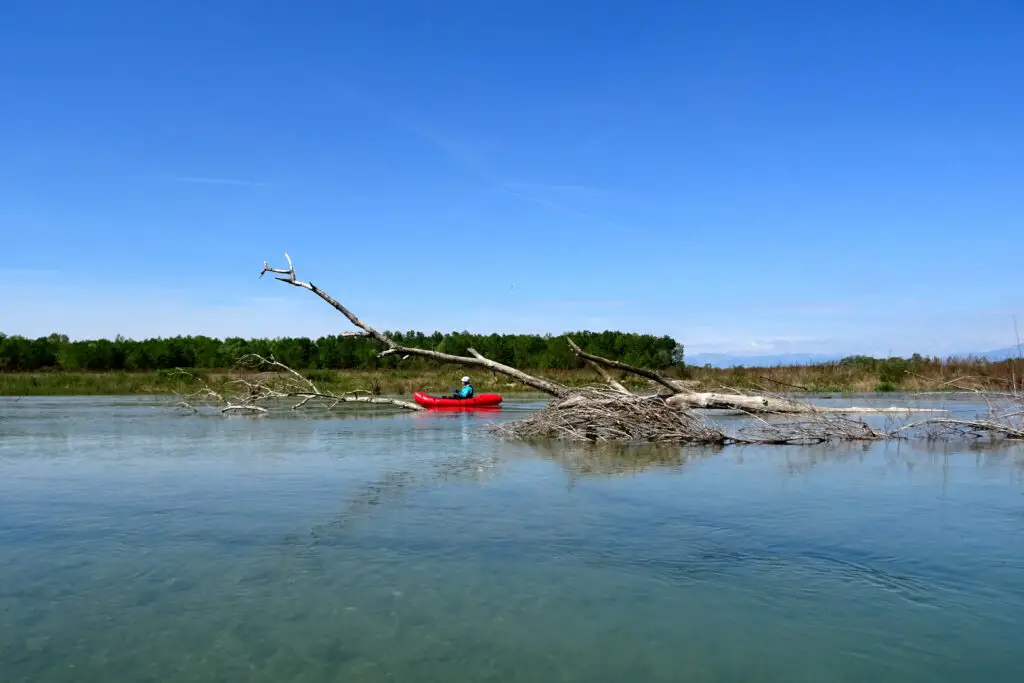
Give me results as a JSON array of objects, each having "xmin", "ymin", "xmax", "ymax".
[
  {"xmin": 244, "ymin": 253, "xmax": 1002, "ymax": 444},
  {"xmin": 260, "ymin": 253, "xmax": 933, "ymax": 414}
]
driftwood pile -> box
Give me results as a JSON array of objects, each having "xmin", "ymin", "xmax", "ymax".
[
  {"xmin": 489, "ymin": 388, "xmax": 728, "ymax": 444},
  {"xmin": 487, "ymin": 388, "xmax": 903, "ymax": 445}
]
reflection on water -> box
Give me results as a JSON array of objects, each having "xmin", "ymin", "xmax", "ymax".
[
  {"xmin": 530, "ymin": 440, "xmax": 724, "ymax": 481},
  {"xmin": 1, "ymin": 397, "xmax": 1023, "ymax": 682}
]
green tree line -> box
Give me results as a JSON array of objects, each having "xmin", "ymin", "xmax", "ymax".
[{"xmin": 0, "ymin": 331, "xmax": 684, "ymax": 372}]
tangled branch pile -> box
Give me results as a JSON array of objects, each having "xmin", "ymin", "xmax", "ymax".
[
  {"xmin": 732, "ymin": 414, "xmax": 890, "ymax": 445},
  {"xmin": 172, "ymin": 354, "xmax": 423, "ymax": 414},
  {"xmin": 490, "ymin": 388, "xmax": 728, "ymax": 444},
  {"xmin": 895, "ymin": 382, "xmax": 1024, "ymax": 441},
  {"xmin": 488, "ymin": 388, "xmax": 898, "ymax": 445}
]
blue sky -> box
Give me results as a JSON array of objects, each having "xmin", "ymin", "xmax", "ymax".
[{"xmin": 2, "ymin": 0, "xmax": 1021, "ymax": 357}]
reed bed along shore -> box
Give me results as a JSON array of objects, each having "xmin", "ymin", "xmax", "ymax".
[{"xmin": 3, "ymin": 356, "xmax": 1020, "ymax": 396}]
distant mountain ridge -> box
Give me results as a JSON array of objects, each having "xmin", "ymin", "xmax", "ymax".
[
  {"xmin": 686, "ymin": 346, "xmax": 1022, "ymax": 368},
  {"xmin": 949, "ymin": 345, "xmax": 1022, "ymax": 362},
  {"xmin": 684, "ymin": 352, "xmax": 842, "ymax": 368}
]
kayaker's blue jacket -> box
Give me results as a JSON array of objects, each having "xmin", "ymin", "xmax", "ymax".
[{"xmin": 456, "ymin": 384, "xmax": 474, "ymax": 398}]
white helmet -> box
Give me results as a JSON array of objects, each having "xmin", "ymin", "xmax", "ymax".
[{"xmin": 461, "ymin": 376, "xmax": 470, "ymax": 383}]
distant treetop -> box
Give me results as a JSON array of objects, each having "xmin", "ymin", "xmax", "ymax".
[{"xmin": 0, "ymin": 330, "xmax": 684, "ymax": 373}]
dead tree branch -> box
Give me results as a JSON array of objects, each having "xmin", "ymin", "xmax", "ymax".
[
  {"xmin": 234, "ymin": 354, "xmax": 424, "ymax": 411},
  {"xmin": 171, "ymin": 356, "xmax": 424, "ymax": 414},
  {"xmin": 890, "ymin": 371, "xmax": 1024, "ymax": 441},
  {"xmin": 261, "ymin": 253, "xmax": 570, "ymax": 397},
  {"xmin": 565, "ymin": 336, "xmax": 941, "ymax": 416},
  {"xmin": 892, "ymin": 417, "xmax": 1024, "ymax": 440},
  {"xmin": 566, "ymin": 336, "xmax": 679, "ymax": 394},
  {"xmin": 566, "ymin": 339, "xmax": 630, "ymax": 394}
]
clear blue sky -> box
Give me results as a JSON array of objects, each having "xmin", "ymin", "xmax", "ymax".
[{"xmin": 2, "ymin": 0, "xmax": 1021, "ymax": 357}]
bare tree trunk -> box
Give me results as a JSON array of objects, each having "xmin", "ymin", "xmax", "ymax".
[
  {"xmin": 662, "ymin": 391, "xmax": 931, "ymax": 414},
  {"xmin": 565, "ymin": 337, "xmax": 678, "ymax": 393},
  {"xmin": 566, "ymin": 336, "xmax": 941, "ymax": 415},
  {"xmin": 564, "ymin": 338, "xmax": 632, "ymax": 395}
]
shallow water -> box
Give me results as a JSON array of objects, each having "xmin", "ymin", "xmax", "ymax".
[{"xmin": 1, "ymin": 397, "xmax": 1022, "ymax": 682}]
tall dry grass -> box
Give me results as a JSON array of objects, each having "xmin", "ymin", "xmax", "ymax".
[
  {"xmin": 2, "ymin": 356, "xmax": 1021, "ymax": 397},
  {"xmin": 683, "ymin": 356, "xmax": 1024, "ymax": 394}
]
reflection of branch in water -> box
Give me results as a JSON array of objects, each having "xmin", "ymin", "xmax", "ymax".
[
  {"xmin": 307, "ymin": 449, "xmax": 506, "ymax": 545},
  {"xmin": 526, "ymin": 441, "xmax": 723, "ymax": 483},
  {"xmin": 779, "ymin": 442, "xmax": 873, "ymax": 475},
  {"xmin": 306, "ymin": 440, "xmax": 721, "ymax": 545},
  {"xmin": 774, "ymin": 439, "xmax": 1024, "ymax": 477},
  {"xmin": 302, "ymin": 430, "xmax": 1024, "ymax": 550}
]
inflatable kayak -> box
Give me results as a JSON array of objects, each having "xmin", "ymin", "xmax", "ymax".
[{"xmin": 413, "ymin": 392, "xmax": 503, "ymax": 409}]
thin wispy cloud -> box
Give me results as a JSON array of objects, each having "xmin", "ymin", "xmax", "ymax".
[
  {"xmin": 686, "ymin": 336, "xmax": 837, "ymax": 355},
  {"xmin": 501, "ymin": 181, "xmax": 610, "ymax": 197},
  {"xmin": 498, "ymin": 186, "xmax": 639, "ymax": 235},
  {"xmin": 744, "ymin": 335, "xmax": 830, "ymax": 350},
  {"xmin": 318, "ymin": 79, "xmax": 492, "ymax": 177},
  {"xmin": 316, "ymin": 78, "xmax": 633, "ymax": 233},
  {"xmin": 172, "ymin": 176, "xmax": 269, "ymax": 187},
  {"xmin": 499, "ymin": 186, "xmax": 603, "ymax": 222},
  {"xmin": 541, "ymin": 299, "xmax": 628, "ymax": 308},
  {"xmin": 760, "ymin": 301, "xmax": 861, "ymax": 316},
  {"xmin": 572, "ymin": 126, "xmax": 623, "ymax": 154},
  {"xmin": 497, "ymin": 182, "xmax": 653, "ymax": 235},
  {"xmin": 0, "ymin": 267, "xmax": 61, "ymax": 277}
]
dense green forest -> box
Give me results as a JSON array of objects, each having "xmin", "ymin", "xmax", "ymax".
[{"xmin": 0, "ymin": 331, "xmax": 683, "ymax": 372}]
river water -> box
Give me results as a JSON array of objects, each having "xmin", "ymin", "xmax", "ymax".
[{"xmin": 1, "ymin": 397, "xmax": 1022, "ymax": 682}]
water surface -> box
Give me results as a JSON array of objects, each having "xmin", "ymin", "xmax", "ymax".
[{"xmin": 1, "ymin": 397, "xmax": 1022, "ymax": 682}]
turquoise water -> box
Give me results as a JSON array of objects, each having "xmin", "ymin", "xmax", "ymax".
[{"xmin": 1, "ymin": 397, "xmax": 1022, "ymax": 682}]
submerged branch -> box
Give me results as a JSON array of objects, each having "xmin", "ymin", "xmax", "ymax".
[
  {"xmin": 893, "ymin": 417, "xmax": 1024, "ymax": 440},
  {"xmin": 892, "ymin": 382, "xmax": 1023, "ymax": 441}
]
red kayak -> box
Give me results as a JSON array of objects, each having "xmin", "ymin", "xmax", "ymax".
[{"xmin": 413, "ymin": 392, "xmax": 503, "ymax": 409}]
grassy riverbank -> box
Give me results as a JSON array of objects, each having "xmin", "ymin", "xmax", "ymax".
[
  {"xmin": 687, "ymin": 356, "xmax": 1022, "ymax": 394},
  {"xmin": 2, "ymin": 357, "xmax": 1020, "ymax": 396}
]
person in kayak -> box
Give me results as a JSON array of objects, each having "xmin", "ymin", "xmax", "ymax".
[{"xmin": 452, "ymin": 376, "xmax": 474, "ymax": 399}]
